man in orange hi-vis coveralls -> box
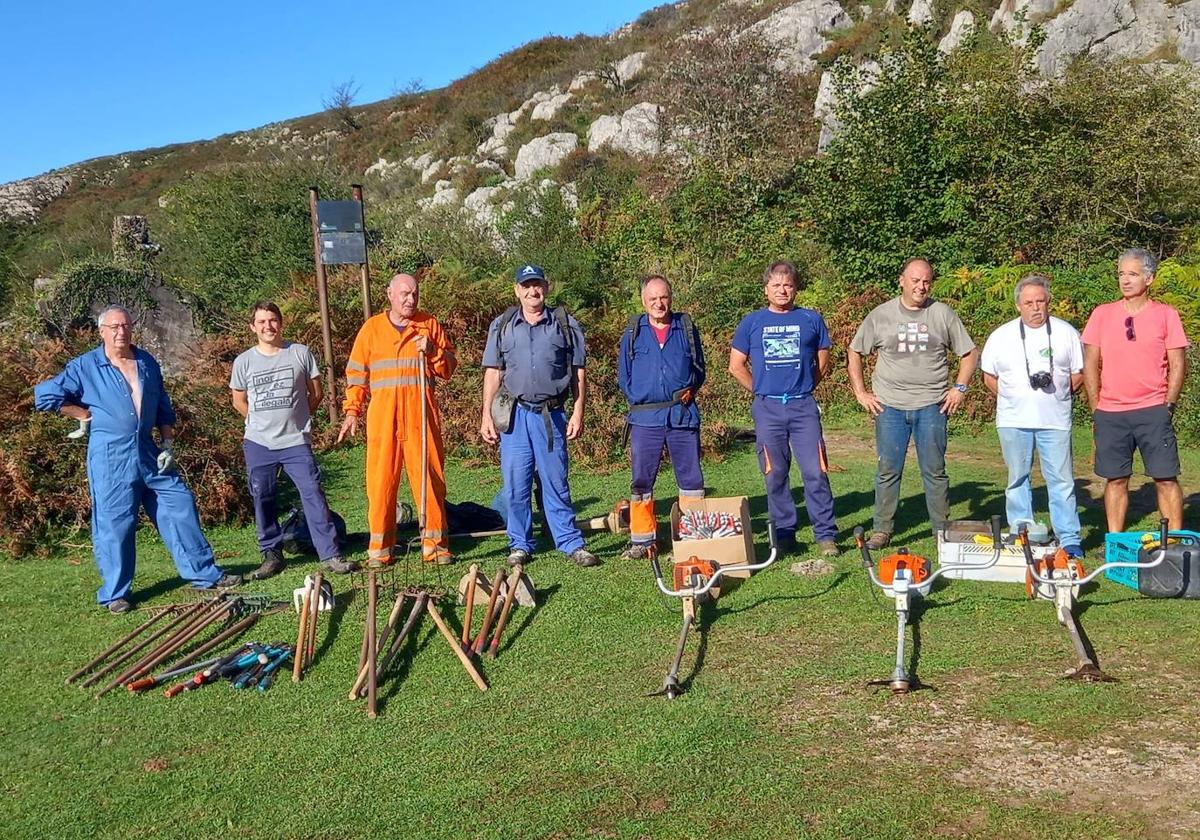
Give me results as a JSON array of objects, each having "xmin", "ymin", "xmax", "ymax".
[{"xmin": 337, "ymin": 273, "xmax": 457, "ymax": 565}]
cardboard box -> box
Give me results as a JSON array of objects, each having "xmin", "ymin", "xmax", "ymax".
[
  {"xmin": 937, "ymin": 520, "xmax": 1057, "ymax": 584},
  {"xmin": 670, "ymin": 496, "xmax": 757, "ymax": 579}
]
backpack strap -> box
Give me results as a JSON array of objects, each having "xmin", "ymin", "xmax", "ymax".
[{"xmin": 491, "ymin": 305, "xmax": 520, "ymax": 368}]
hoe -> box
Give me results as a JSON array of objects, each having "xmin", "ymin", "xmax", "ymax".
[
  {"xmin": 1017, "ymin": 519, "xmax": 1167, "ymax": 682},
  {"xmin": 855, "ymin": 516, "xmax": 1004, "ymax": 694},
  {"xmin": 646, "ymin": 524, "xmax": 779, "ymax": 699}
]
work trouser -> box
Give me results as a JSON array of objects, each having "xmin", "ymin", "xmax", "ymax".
[
  {"xmin": 243, "ymin": 440, "xmax": 340, "ymax": 560},
  {"xmin": 500, "ymin": 405, "xmax": 585, "ymax": 555},
  {"xmin": 365, "ymin": 411, "xmax": 448, "ymax": 563},
  {"xmin": 86, "ymin": 442, "xmax": 223, "ymax": 605},
  {"xmin": 873, "ymin": 403, "xmax": 948, "ymax": 536},
  {"xmin": 751, "ymin": 395, "xmax": 837, "ymax": 542},
  {"xmin": 629, "ymin": 425, "xmax": 705, "ymax": 546}
]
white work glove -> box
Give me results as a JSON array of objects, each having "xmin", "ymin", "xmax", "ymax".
[
  {"xmin": 67, "ymin": 418, "xmax": 91, "ymax": 440},
  {"xmin": 157, "ymin": 440, "xmax": 176, "ymax": 474}
]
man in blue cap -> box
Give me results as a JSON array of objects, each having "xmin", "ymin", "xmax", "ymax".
[
  {"xmin": 480, "ymin": 265, "xmax": 599, "ymax": 567},
  {"xmin": 34, "ymin": 305, "xmax": 239, "ymax": 612}
]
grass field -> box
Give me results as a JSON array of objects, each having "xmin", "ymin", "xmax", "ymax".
[{"xmin": 2, "ymin": 420, "xmax": 1198, "ymax": 839}]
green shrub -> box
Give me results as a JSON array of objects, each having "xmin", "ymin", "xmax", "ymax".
[{"xmin": 158, "ymin": 161, "xmax": 348, "ymax": 329}]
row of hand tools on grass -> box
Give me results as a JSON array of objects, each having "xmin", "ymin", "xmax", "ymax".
[
  {"xmin": 67, "ymin": 593, "xmax": 285, "ymax": 697},
  {"xmin": 351, "ymin": 562, "xmax": 536, "ymax": 718}
]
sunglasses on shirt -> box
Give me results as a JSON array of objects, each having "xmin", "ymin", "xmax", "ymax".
[{"xmin": 1125, "ymin": 316, "xmax": 1135, "ymax": 341}]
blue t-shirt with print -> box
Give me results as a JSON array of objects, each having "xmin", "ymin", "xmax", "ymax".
[{"xmin": 731, "ymin": 306, "xmax": 831, "ymax": 397}]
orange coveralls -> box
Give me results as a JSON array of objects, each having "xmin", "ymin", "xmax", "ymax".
[{"xmin": 343, "ymin": 311, "xmax": 457, "ymax": 563}]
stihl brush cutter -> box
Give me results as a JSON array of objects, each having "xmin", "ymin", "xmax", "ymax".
[
  {"xmin": 855, "ymin": 516, "xmax": 1004, "ymax": 694},
  {"xmin": 646, "ymin": 523, "xmax": 779, "ymax": 700},
  {"xmin": 1017, "ymin": 519, "xmax": 1167, "ymax": 682}
]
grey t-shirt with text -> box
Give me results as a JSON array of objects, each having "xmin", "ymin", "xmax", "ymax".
[
  {"xmin": 230, "ymin": 342, "xmax": 321, "ymax": 449},
  {"xmin": 850, "ymin": 298, "xmax": 975, "ymax": 410}
]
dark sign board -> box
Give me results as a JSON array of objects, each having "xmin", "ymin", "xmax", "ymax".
[
  {"xmin": 316, "ymin": 200, "xmax": 364, "ymax": 233},
  {"xmin": 319, "ymin": 232, "xmax": 367, "ymax": 265},
  {"xmin": 316, "ymin": 200, "xmax": 366, "ymax": 264}
]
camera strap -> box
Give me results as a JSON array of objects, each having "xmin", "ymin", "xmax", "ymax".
[{"xmin": 1019, "ymin": 318, "xmax": 1053, "ymax": 381}]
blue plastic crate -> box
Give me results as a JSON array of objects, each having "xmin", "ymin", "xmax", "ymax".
[
  {"xmin": 1103, "ymin": 532, "xmax": 1146, "ymax": 590},
  {"xmin": 1104, "ymin": 529, "xmax": 1200, "ymax": 590}
]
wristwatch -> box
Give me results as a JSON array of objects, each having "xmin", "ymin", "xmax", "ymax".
[{"xmin": 953, "ymin": 383, "xmax": 968, "ymax": 394}]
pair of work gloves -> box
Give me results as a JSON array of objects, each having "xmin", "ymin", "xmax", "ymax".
[{"xmin": 67, "ymin": 418, "xmax": 175, "ymax": 473}]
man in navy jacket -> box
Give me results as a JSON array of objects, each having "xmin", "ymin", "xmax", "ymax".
[{"xmin": 618, "ymin": 275, "xmax": 706, "ymax": 559}]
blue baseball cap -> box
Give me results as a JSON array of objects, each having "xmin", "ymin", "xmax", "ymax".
[{"xmin": 515, "ymin": 264, "xmax": 547, "ymax": 283}]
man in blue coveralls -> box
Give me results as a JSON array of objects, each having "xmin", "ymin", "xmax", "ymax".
[
  {"xmin": 618, "ymin": 274, "xmax": 706, "ymax": 559},
  {"xmin": 34, "ymin": 305, "xmax": 239, "ymax": 613},
  {"xmin": 479, "ymin": 264, "xmax": 600, "ymax": 568},
  {"xmin": 729, "ymin": 261, "xmax": 839, "ymax": 557}
]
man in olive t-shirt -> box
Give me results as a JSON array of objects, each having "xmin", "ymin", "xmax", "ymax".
[{"xmin": 848, "ymin": 259, "xmax": 977, "ymax": 547}]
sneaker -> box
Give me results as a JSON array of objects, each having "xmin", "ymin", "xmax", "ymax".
[
  {"xmin": 320, "ymin": 556, "xmax": 360, "ymax": 575},
  {"xmin": 620, "ymin": 543, "xmax": 657, "ymax": 560},
  {"xmin": 570, "ymin": 548, "xmax": 600, "ymax": 568},
  {"xmin": 250, "ymin": 549, "xmax": 286, "ymax": 580},
  {"xmin": 507, "ymin": 548, "xmax": 532, "ymax": 568},
  {"xmin": 106, "ymin": 598, "xmax": 131, "ymax": 614},
  {"xmin": 1062, "ymin": 544, "xmax": 1084, "ymax": 559},
  {"xmin": 817, "ymin": 540, "xmax": 840, "ymax": 557},
  {"xmin": 865, "ymin": 532, "xmax": 891, "ymax": 551}
]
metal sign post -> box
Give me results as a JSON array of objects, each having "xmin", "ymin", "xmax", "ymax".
[{"xmin": 351, "ymin": 184, "xmax": 372, "ymax": 320}]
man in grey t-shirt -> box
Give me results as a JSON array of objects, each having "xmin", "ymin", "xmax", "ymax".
[
  {"xmin": 847, "ymin": 259, "xmax": 977, "ymax": 547},
  {"xmin": 230, "ymin": 300, "xmax": 357, "ymax": 579}
]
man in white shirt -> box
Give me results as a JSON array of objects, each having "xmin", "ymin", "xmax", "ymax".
[{"xmin": 980, "ymin": 274, "xmax": 1084, "ymax": 557}]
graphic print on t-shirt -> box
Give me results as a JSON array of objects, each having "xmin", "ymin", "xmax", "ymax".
[
  {"xmin": 896, "ymin": 321, "xmax": 930, "ymax": 354},
  {"xmin": 250, "ymin": 366, "xmax": 295, "ymax": 412},
  {"xmin": 762, "ymin": 325, "xmax": 804, "ymax": 367}
]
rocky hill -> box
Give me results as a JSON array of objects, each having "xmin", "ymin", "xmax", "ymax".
[{"xmin": 4, "ymin": 0, "xmax": 1200, "ymax": 276}]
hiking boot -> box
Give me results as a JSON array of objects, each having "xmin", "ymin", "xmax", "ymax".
[
  {"xmin": 776, "ymin": 533, "xmax": 798, "ymax": 554},
  {"xmin": 865, "ymin": 532, "xmax": 891, "ymax": 551},
  {"xmin": 507, "ymin": 548, "xmax": 532, "ymax": 568},
  {"xmin": 211, "ymin": 573, "xmax": 243, "ymax": 589},
  {"xmin": 817, "ymin": 540, "xmax": 840, "ymax": 557},
  {"xmin": 250, "ymin": 548, "xmax": 286, "ymax": 580},
  {"xmin": 320, "ymin": 556, "xmax": 360, "ymax": 575},
  {"xmin": 620, "ymin": 543, "xmax": 657, "ymax": 560},
  {"xmin": 106, "ymin": 598, "xmax": 131, "ymax": 614},
  {"xmin": 570, "ymin": 548, "xmax": 600, "ymax": 568}
]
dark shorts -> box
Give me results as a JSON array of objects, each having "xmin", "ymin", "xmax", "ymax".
[{"xmin": 1093, "ymin": 405, "xmax": 1180, "ymax": 479}]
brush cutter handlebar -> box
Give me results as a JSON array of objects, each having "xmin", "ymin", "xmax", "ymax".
[
  {"xmin": 1019, "ymin": 520, "xmax": 1169, "ymax": 587},
  {"xmin": 855, "ymin": 515, "xmax": 1004, "ymax": 593},
  {"xmin": 650, "ymin": 523, "xmax": 779, "ymax": 599}
]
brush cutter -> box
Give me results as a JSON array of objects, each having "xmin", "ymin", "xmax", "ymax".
[
  {"xmin": 1018, "ymin": 519, "xmax": 1168, "ymax": 682},
  {"xmin": 856, "ymin": 516, "xmax": 1004, "ymax": 694},
  {"xmin": 646, "ymin": 523, "xmax": 779, "ymax": 700}
]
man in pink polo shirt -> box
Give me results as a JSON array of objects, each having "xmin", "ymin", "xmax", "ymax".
[{"xmin": 1082, "ymin": 248, "xmax": 1189, "ymax": 532}]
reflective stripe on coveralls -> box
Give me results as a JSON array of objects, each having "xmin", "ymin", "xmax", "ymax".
[
  {"xmin": 342, "ymin": 312, "xmax": 457, "ymax": 562},
  {"xmin": 628, "ymin": 425, "xmax": 705, "ymax": 545},
  {"xmin": 33, "ymin": 346, "xmax": 224, "ymax": 603}
]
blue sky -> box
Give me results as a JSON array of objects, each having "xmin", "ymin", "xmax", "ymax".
[{"xmin": 0, "ymin": 1, "xmax": 663, "ymax": 184}]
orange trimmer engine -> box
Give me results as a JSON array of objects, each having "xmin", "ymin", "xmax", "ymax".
[
  {"xmin": 876, "ymin": 548, "xmax": 931, "ymax": 587},
  {"xmin": 673, "ymin": 556, "xmax": 719, "ymax": 591},
  {"xmin": 1025, "ymin": 548, "xmax": 1085, "ymax": 600}
]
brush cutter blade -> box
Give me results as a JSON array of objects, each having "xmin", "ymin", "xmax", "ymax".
[{"xmin": 1064, "ymin": 663, "xmax": 1118, "ymax": 683}]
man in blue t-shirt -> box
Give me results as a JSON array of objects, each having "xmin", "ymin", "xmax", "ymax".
[{"xmin": 729, "ymin": 261, "xmax": 839, "ymax": 556}]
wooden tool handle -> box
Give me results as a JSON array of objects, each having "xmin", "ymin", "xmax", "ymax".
[
  {"xmin": 292, "ymin": 587, "xmax": 311, "ymax": 683},
  {"xmin": 487, "ymin": 565, "xmax": 523, "ymax": 658},
  {"xmin": 461, "ymin": 564, "xmax": 479, "ymax": 647},
  {"xmin": 426, "ymin": 600, "xmax": 488, "ymax": 692},
  {"xmin": 472, "ymin": 567, "xmax": 506, "ymax": 654}
]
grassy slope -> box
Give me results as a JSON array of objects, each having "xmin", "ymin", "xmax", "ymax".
[{"xmin": 2, "ymin": 420, "xmax": 1198, "ymax": 839}]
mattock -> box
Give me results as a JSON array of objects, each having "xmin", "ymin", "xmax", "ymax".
[{"xmin": 455, "ymin": 564, "xmax": 536, "ymax": 660}]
